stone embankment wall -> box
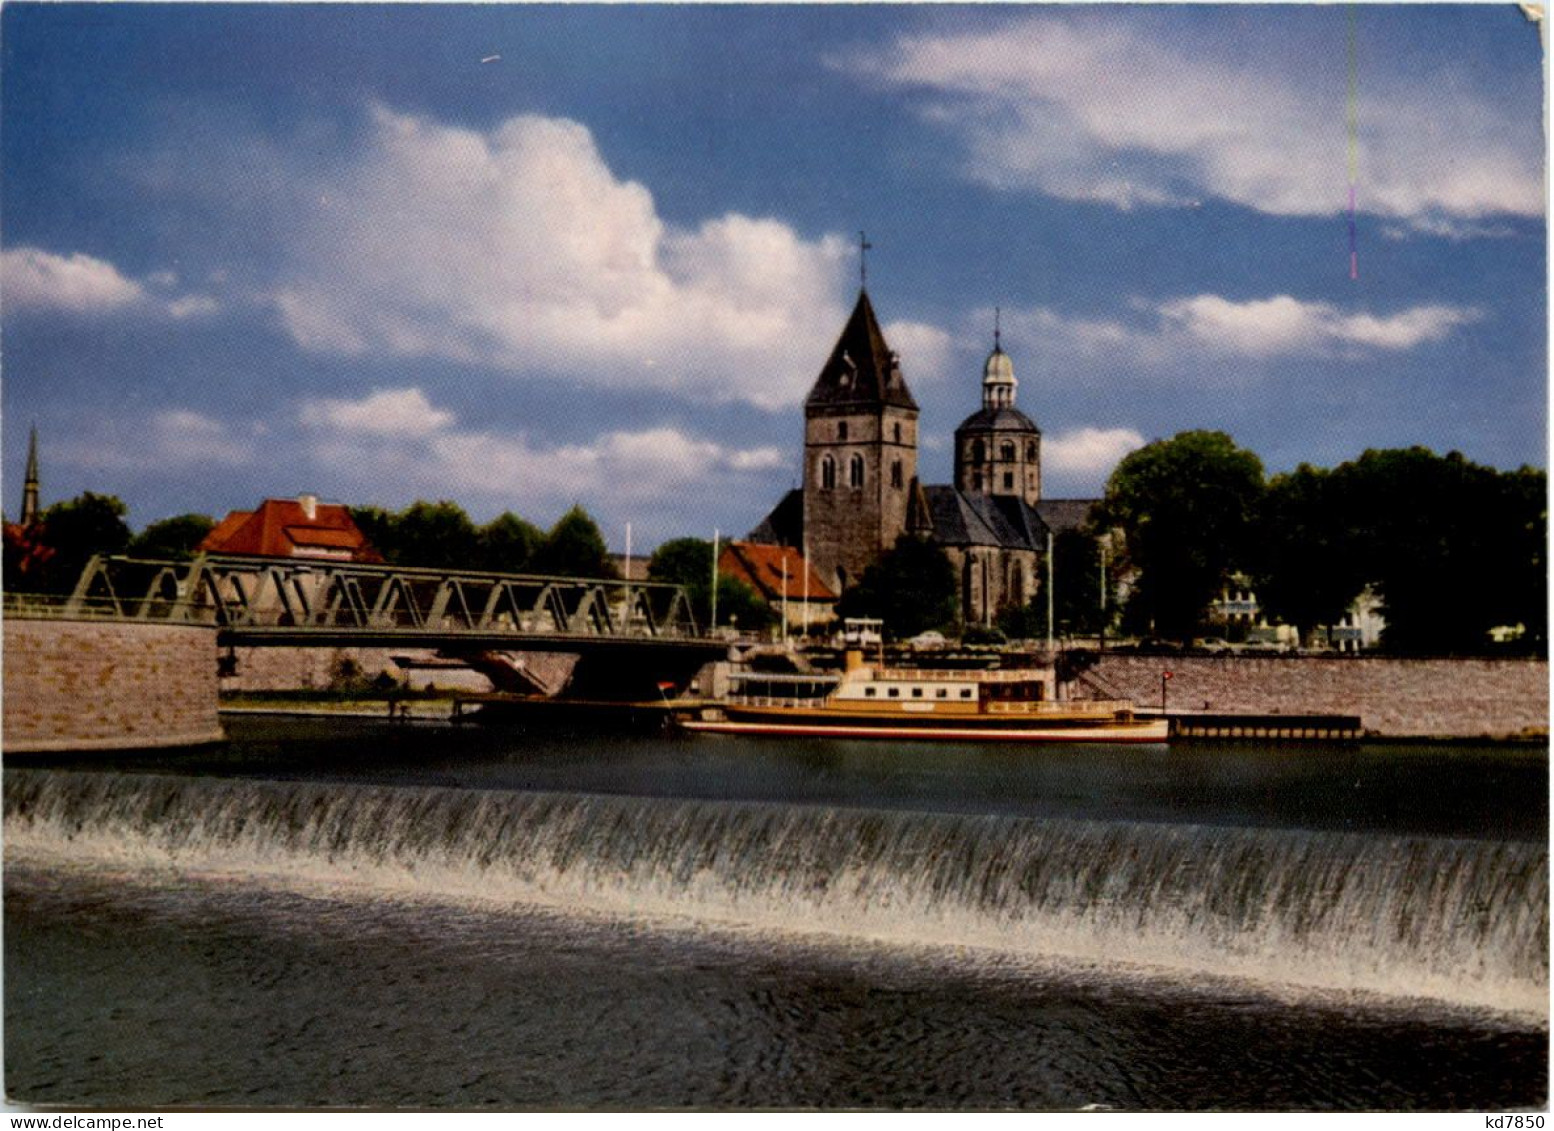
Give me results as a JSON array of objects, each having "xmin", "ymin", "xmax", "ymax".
[
  {"xmin": 1088, "ymin": 655, "xmax": 1548, "ymax": 740},
  {"xmin": 4, "ymin": 617, "xmax": 226, "ymax": 752},
  {"xmin": 221, "ymin": 647, "xmax": 492, "ymax": 694}
]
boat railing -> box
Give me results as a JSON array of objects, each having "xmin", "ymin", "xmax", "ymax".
[
  {"xmin": 985, "ymin": 698, "xmax": 1135, "ymax": 717},
  {"xmin": 728, "ymin": 694, "xmax": 832, "ymax": 709}
]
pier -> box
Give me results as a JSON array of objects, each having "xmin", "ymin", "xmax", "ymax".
[{"xmin": 1166, "ymin": 712, "xmax": 1363, "ymax": 742}]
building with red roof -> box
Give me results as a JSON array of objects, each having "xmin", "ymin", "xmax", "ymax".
[
  {"xmin": 198, "ymin": 494, "xmax": 381, "ymax": 562},
  {"xmin": 718, "ymin": 541, "xmax": 836, "ymax": 630}
]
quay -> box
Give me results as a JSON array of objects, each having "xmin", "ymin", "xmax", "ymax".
[{"xmin": 1165, "ymin": 712, "xmax": 1363, "ymax": 742}]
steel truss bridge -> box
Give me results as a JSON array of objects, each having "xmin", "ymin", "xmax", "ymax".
[{"xmin": 64, "ymin": 554, "xmax": 715, "ymax": 657}]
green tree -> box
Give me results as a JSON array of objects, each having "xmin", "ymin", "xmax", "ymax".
[
  {"xmin": 34, "ymin": 492, "xmax": 133, "ymax": 593},
  {"xmin": 836, "ymin": 535, "xmax": 956, "ymax": 640},
  {"xmin": 128, "ymin": 513, "xmax": 216, "ymax": 560},
  {"xmin": 534, "ymin": 505, "xmax": 616, "ymax": 578},
  {"xmin": 1098, "ymin": 431, "xmax": 1265, "ymax": 642},
  {"xmin": 349, "ymin": 505, "xmax": 400, "ymax": 563},
  {"xmin": 648, "ymin": 536, "xmax": 773, "ymax": 634},
  {"xmin": 478, "ymin": 512, "xmax": 544, "ymax": 573},
  {"xmin": 1251, "ymin": 466, "xmax": 1368, "ymax": 646},
  {"xmin": 390, "ymin": 501, "xmax": 481, "ymax": 569}
]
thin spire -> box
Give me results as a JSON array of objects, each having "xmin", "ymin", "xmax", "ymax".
[
  {"xmin": 21, "ymin": 424, "xmax": 40, "ymax": 526},
  {"xmin": 994, "ymin": 306, "xmax": 1001, "ymax": 351},
  {"xmin": 858, "ymin": 230, "xmax": 873, "ymax": 289}
]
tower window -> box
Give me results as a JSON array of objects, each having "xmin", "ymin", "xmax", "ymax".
[
  {"xmin": 838, "ymin": 421, "xmax": 848, "ymax": 441},
  {"xmin": 821, "ymin": 456, "xmax": 836, "ymax": 490},
  {"xmin": 971, "ymin": 472, "xmax": 983, "ymax": 491},
  {"xmin": 1001, "ymin": 442, "xmax": 1016, "ymax": 461},
  {"xmin": 890, "ymin": 460, "xmax": 903, "ymax": 488},
  {"xmin": 1027, "ymin": 441, "xmax": 1037, "ymax": 461},
  {"xmin": 893, "ymin": 422, "xmax": 902, "ymax": 443},
  {"xmin": 1003, "ymin": 472, "xmax": 1014, "ymax": 490},
  {"xmin": 849, "ymin": 454, "xmax": 865, "ymax": 489},
  {"xmin": 971, "ymin": 439, "xmax": 985, "ymax": 463}
]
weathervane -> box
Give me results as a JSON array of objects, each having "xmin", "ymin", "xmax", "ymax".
[{"xmin": 859, "ymin": 230, "xmax": 873, "ymax": 289}]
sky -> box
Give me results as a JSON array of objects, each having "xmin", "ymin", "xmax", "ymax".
[{"xmin": 2, "ymin": 3, "xmax": 1545, "ymax": 549}]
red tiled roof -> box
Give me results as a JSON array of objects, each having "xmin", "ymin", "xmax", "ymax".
[
  {"xmin": 720, "ymin": 542, "xmax": 836, "ymax": 602},
  {"xmin": 199, "ymin": 498, "xmax": 381, "ymax": 562}
]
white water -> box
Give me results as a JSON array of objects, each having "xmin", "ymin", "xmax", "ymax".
[{"xmin": 6, "ymin": 770, "xmax": 1546, "ymax": 1018}]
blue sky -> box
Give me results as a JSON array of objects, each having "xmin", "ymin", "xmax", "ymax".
[{"xmin": 3, "ymin": 3, "xmax": 1544, "ymax": 548}]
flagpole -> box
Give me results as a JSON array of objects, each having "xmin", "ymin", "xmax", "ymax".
[{"xmin": 710, "ymin": 528, "xmax": 720, "ymax": 636}]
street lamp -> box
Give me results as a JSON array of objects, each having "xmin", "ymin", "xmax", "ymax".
[{"xmin": 1160, "ymin": 669, "xmax": 1173, "ymax": 715}]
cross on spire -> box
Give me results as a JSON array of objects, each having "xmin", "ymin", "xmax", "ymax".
[{"xmin": 858, "ymin": 230, "xmax": 873, "ymax": 289}]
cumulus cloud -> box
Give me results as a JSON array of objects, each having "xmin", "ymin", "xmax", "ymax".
[
  {"xmin": 268, "ymin": 105, "xmax": 895, "ymax": 410},
  {"xmin": 299, "ymin": 386, "xmax": 788, "ymax": 505},
  {"xmin": 151, "ymin": 410, "xmax": 256, "ymax": 466},
  {"xmin": 1043, "ymin": 427, "xmax": 1146, "ymax": 478},
  {"xmin": 844, "ymin": 13, "xmax": 1541, "ymax": 227},
  {"xmin": 3, "ymin": 246, "xmax": 221, "ymax": 319},
  {"xmin": 3, "ymin": 247, "xmax": 147, "ymax": 312},
  {"xmin": 54, "ymin": 409, "xmax": 255, "ymax": 471},
  {"xmin": 1002, "ymin": 294, "xmax": 1481, "ymax": 367}
]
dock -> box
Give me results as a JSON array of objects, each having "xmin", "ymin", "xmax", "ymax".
[{"xmin": 1165, "ymin": 712, "xmax": 1362, "ymax": 741}]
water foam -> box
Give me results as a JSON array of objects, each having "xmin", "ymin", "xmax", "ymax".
[{"xmin": 6, "ymin": 770, "xmax": 1546, "ymax": 1018}]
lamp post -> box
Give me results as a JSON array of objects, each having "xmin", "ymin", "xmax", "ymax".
[{"xmin": 1161, "ymin": 669, "xmax": 1173, "ymax": 715}]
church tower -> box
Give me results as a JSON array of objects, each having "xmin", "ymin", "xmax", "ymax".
[
  {"xmin": 802, "ymin": 290, "xmax": 920, "ymax": 593},
  {"xmin": 953, "ymin": 324, "xmax": 1041, "ymax": 506},
  {"xmin": 20, "ymin": 425, "xmax": 40, "ymax": 526}
]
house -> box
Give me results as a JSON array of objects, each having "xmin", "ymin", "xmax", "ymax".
[
  {"xmin": 199, "ymin": 494, "xmax": 381, "ymax": 562},
  {"xmin": 718, "ymin": 541, "xmax": 836, "ymax": 631}
]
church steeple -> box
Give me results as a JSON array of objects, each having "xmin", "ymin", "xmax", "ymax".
[
  {"xmin": 21, "ymin": 425, "xmax": 40, "ymax": 526},
  {"xmin": 804, "ymin": 290, "xmax": 917, "ymax": 411},
  {"xmin": 982, "ymin": 310, "xmax": 1017, "ymax": 410}
]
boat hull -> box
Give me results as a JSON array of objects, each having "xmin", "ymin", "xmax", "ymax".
[{"xmin": 678, "ymin": 714, "xmax": 1169, "ymax": 743}]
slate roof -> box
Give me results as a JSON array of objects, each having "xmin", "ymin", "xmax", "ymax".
[
  {"xmin": 199, "ymin": 497, "xmax": 382, "ymax": 562},
  {"xmin": 804, "ymin": 290, "xmax": 918, "ymax": 412},
  {"xmin": 954, "ymin": 405, "xmax": 1041, "ymax": 434},
  {"xmin": 1035, "ymin": 498, "xmax": 1100, "ymax": 536},
  {"xmin": 747, "ymin": 488, "xmax": 803, "ymax": 547}
]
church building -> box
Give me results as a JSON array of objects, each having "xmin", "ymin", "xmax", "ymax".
[{"xmin": 749, "ymin": 290, "xmax": 1097, "ymax": 629}]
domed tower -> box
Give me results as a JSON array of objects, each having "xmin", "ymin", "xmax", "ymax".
[{"xmin": 953, "ymin": 319, "xmax": 1041, "ymax": 506}]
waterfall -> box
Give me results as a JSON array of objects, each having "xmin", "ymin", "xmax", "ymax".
[{"xmin": 6, "ymin": 770, "xmax": 1545, "ymax": 1017}]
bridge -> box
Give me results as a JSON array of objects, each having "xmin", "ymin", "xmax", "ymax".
[{"xmin": 55, "ymin": 553, "xmax": 729, "ymax": 697}]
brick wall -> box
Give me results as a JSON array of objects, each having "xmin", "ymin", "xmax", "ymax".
[
  {"xmin": 4, "ymin": 617, "xmax": 226, "ymax": 752},
  {"xmin": 218, "ymin": 647, "xmax": 493, "ymax": 693},
  {"xmin": 1089, "ymin": 654, "xmax": 1548, "ymax": 740}
]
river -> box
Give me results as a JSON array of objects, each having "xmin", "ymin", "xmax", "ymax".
[{"xmin": 4, "ymin": 716, "xmax": 1547, "ymax": 1109}]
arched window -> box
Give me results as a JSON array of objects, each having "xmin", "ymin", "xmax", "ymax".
[
  {"xmin": 1001, "ymin": 441, "xmax": 1016, "ymax": 461},
  {"xmin": 971, "ymin": 439, "xmax": 985, "ymax": 463},
  {"xmin": 838, "ymin": 421, "xmax": 849, "ymax": 441},
  {"xmin": 1026, "ymin": 441, "xmax": 1037, "ymax": 461},
  {"xmin": 890, "ymin": 460, "xmax": 903, "ymax": 488},
  {"xmin": 821, "ymin": 456, "xmax": 836, "ymax": 490},
  {"xmin": 893, "ymin": 422, "xmax": 902, "ymax": 443},
  {"xmin": 848, "ymin": 453, "xmax": 865, "ymax": 489}
]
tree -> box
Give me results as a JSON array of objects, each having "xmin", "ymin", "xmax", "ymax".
[
  {"xmin": 392, "ymin": 500, "xmax": 481, "ymax": 569},
  {"xmin": 835, "ymin": 535, "xmax": 956, "ymax": 640},
  {"xmin": 648, "ymin": 536, "xmax": 773, "ymax": 633},
  {"xmin": 349, "ymin": 506, "xmax": 399, "ymax": 563},
  {"xmin": 33, "ymin": 492, "xmax": 133, "ymax": 593},
  {"xmin": 995, "ymin": 534, "xmax": 1104, "ymax": 641},
  {"xmin": 128, "ymin": 513, "xmax": 216, "ymax": 560},
  {"xmin": 534, "ymin": 505, "xmax": 616, "ymax": 578},
  {"xmin": 1097, "ymin": 431, "xmax": 1265, "ymax": 642},
  {"xmin": 1250, "ymin": 466, "xmax": 1367, "ymax": 646},
  {"xmin": 478, "ymin": 512, "xmax": 544, "ymax": 574}
]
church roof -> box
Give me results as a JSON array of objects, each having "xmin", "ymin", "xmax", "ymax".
[
  {"xmin": 912, "ymin": 486, "xmax": 1053, "ymax": 551},
  {"xmin": 748, "ymin": 488, "xmax": 803, "ymax": 547},
  {"xmin": 805, "ymin": 290, "xmax": 918, "ymax": 412},
  {"xmin": 955, "ymin": 405, "xmax": 1040, "ymax": 435},
  {"xmin": 720, "ymin": 542, "xmax": 837, "ymax": 603},
  {"xmin": 1036, "ymin": 498, "xmax": 1100, "ymax": 535}
]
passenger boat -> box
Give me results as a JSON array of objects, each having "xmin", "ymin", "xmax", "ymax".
[{"xmin": 677, "ymin": 653, "xmax": 1168, "ymax": 744}]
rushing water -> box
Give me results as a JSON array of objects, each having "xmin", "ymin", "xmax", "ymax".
[{"xmin": 5, "ymin": 716, "xmax": 1547, "ymax": 1109}]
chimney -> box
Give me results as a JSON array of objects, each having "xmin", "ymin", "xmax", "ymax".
[{"xmin": 299, "ymin": 493, "xmax": 318, "ymax": 521}]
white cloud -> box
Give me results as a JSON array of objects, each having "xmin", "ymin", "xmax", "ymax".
[
  {"xmin": 300, "ymin": 386, "xmax": 788, "ymax": 506},
  {"xmin": 269, "ymin": 105, "xmax": 881, "ymax": 410},
  {"xmin": 1156, "ymin": 295, "xmax": 1482, "ymax": 356},
  {"xmin": 846, "ymin": 14, "xmax": 1541, "ymax": 227},
  {"xmin": 3, "ymin": 247, "xmax": 147, "ymax": 312},
  {"xmin": 883, "ymin": 320, "xmax": 956, "ymax": 383},
  {"xmin": 1043, "ymin": 427, "xmax": 1146, "ymax": 478},
  {"xmin": 54, "ymin": 409, "xmax": 255, "ymax": 471},
  {"xmin": 150, "ymin": 411, "xmax": 255, "ymax": 466},
  {"xmin": 304, "ymin": 387, "xmax": 455, "ymax": 439},
  {"xmin": 2, "ymin": 246, "xmax": 221, "ymax": 319},
  {"xmin": 1003, "ymin": 294, "xmax": 1480, "ymax": 367}
]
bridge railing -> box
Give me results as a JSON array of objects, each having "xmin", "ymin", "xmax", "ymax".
[{"xmin": 62, "ymin": 553, "xmax": 702, "ymax": 639}]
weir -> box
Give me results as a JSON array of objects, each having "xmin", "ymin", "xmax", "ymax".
[{"xmin": 5, "ymin": 770, "xmax": 1546, "ymax": 1019}]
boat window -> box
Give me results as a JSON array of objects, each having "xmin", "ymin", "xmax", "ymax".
[
  {"xmin": 911, "ymin": 687, "xmax": 922, "ymax": 698},
  {"xmin": 887, "ymin": 687, "xmax": 899, "ymax": 698},
  {"xmin": 961, "ymin": 689, "xmax": 973, "ymax": 699},
  {"xmin": 936, "ymin": 689, "xmax": 947, "ymax": 699}
]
